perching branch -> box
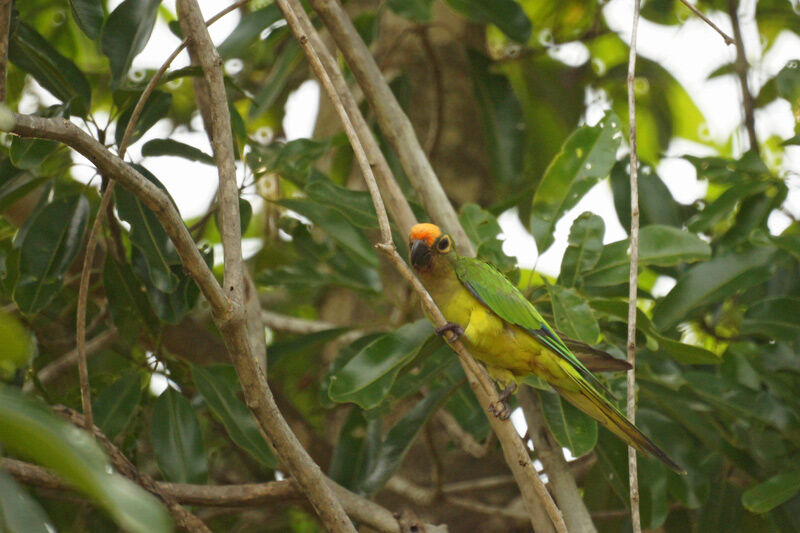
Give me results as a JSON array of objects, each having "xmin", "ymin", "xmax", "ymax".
[
  {"xmin": 729, "ymin": 0, "xmax": 759, "ymax": 155},
  {"xmin": 273, "ymin": 1, "xmax": 566, "ymax": 530},
  {"xmin": 0, "ymin": 0, "xmax": 11, "ymax": 102},
  {"xmin": 626, "ymin": 2, "xmax": 643, "ymax": 532},
  {"xmin": 678, "ymin": 0, "xmax": 734, "ymax": 45}
]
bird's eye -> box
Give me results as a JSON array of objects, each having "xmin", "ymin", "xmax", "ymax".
[{"xmin": 437, "ymin": 236, "xmax": 451, "ymax": 252}]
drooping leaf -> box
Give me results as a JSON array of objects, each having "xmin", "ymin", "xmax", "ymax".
[
  {"xmin": 530, "ymin": 113, "xmax": 622, "ymax": 252},
  {"xmin": 250, "ymin": 39, "xmax": 303, "ymax": 118},
  {"xmin": 69, "ymin": 0, "xmax": 105, "ymax": 40},
  {"xmin": 443, "ymin": 0, "xmax": 532, "ymax": 43},
  {"xmin": 218, "ymin": 4, "xmax": 283, "ymax": 59},
  {"xmin": 93, "ymin": 373, "xmax": 143, "ymax": 440},
  {"xmin": 151, "ymin": 388, "xmax": 207, "ymax": 484},
  {"xmin": 0, "ymin": 385, "xmax": 172, "ymax": 533},
  {"xmin": 9, "ymin": 137, "xmax": 59, "ymax": 171},
  {"xmin": 14, "ymin": 195, "xmax": 90, "ymax": 313},
  {"xmin": 101, "ymin": 0, "xmax": 162, "ymax": 87},
  {"xmin": 8, "ymin": 23, "xmax": 92, "ymax": 115},
  {"xmin": 0, "ymin": 162, "xmax": 48, "ymax": 213},
  {"xmin": 548, "ymin": 284, "xmax": 600, "ymax": 344},
  {"xmin": 610, "ymin": 161, "xmax": 682, "ymax": 230},
  {"xmin": 192, "ymin": 365, "xmax": 277, "ymax": 468},
  {"xmin": 328, "ymin": 408, "xmax": 369, "ymax": 489},
  {"xmin": 459, "ymin": 203, "xmax": 516, "ymax": 273},
  {"xmin": 115, "ymin": 90, "xmax": 173, "ymax": 147},
  {"xmin": 305, "ymin": 174, "xmax": 378, "ymax": 229},
  {"xmin": 141, "ymin": 139, "xmax": 215, "ymax": 166},
  {"xmin": 742, "ymin": 470, "xmax": 800, "ymax": 514},
  {"xmin": 0, "ymin": 311, "xmax": 34, "ymax": 380},
  {"xmin": 740, "ymin": 298, "xmax": 800, "ymax": 341},
  {"xmin": 653, "ymin": 247, "xmax": 778, "ymax": 330},
  {"xmin": 0, "ymin": 469, "xmax": 53, "ymax": 533},
  {"xmin": 687, "ymin": 181, "xmax": 770, "ymax": 234},
  {"xmin": 538, "ymin": 389, "xmax": 598, "ymax": 457},
  {"xmin": 329, "ymin": 321, "xmax": 432, "ymax": 409},
  {"xmin": 558, "ymin": 212, "xmax": 605, "ymax": 288},
  {"xmin": 468, "ymin": 50, "xmax": 524, "ymax": 187},
  {"xmin": 104, "ymin": 256, "xmax": 160, "ymax": 342}
]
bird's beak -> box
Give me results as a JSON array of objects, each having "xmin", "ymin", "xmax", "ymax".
[{"xmin": 410, "ymin": 239, "xmax": 432, "ymax": 269}]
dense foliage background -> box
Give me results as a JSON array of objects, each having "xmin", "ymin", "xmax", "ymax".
[{"xmin": 1, "ymin": 0, "xmax": 799, "ymax": 531}]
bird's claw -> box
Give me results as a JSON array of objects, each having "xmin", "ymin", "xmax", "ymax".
[
  {"xmin": 489, "ymin": 399, "xmax": 512, "ymax": 420},
  {"xmin": 435, "ymin": 322, "xmax": 465, "ymax": 342}
]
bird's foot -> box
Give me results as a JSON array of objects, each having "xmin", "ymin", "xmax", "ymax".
[
  {"xmin": 489, "ymin": 383, "xmax": 516, "ymax": 421},
  {"xmin": 435, "ymin": 322, "xmax": 465, "ymax": 342}
]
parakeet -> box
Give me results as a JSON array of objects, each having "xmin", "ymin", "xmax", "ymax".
[{"xmin": 408, "ymin": 223, "xmax": 682, "ymax": 473}]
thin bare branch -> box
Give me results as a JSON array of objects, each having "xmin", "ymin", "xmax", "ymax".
[
  {"xmin": 0, "ymin": 0, "xmax": 11, "ymax": 102},
  {"xmin": 626, "ymin": 2, "xmax": 643, "ymax": 532},
  {"xmin": 678, "ymin": 0, "xmax": 734, "ymax": 45},
  {"xmin": 729, "ymin": 0, "xmax": 759, "ymax": 155}
]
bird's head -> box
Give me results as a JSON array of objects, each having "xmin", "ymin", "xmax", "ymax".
[{"xmin": 409, "ymin": 223, "xmax": 454, "ymax": 271}]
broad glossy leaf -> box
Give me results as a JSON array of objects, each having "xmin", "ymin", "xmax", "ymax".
[
  {"xmin": 530, "ymin": 114, "xmax": 622, "ymax": 252},
  {"xmin": 775, "ymin": 60, "xmax": 800, "ymax": 112},
  {"xmin": 742, "ymin": 470, "xmax": 800, "ymax": 514},
  {"xmin": 443, "ymin": 0, "xmax": 531, "ymax": 43},
  {"xmin": 558, "ymin": 212, "xmax": 604, "ymax": 288},
  {"xmin": 115, "ymin": 91, "xmax": 172, "ymax": 147},
  {"xmin": 688, "ymin": 181, "xmax": 770, "ymax": 233},
  {"xmin": 93, "ymin": 373, "xmax": 143, "ymax": 440},
  {"xmin": 389, "ymin": 338, "xmax": 458, "ymax": 401},
  {"xmin": 305, "ymin": 174, "xmax": 378, "ymax": 229},
  {"xmin": 8, "ymin": 23, "xmax": 91, "ymax": 115},
  {"xmin": 548, "ymin": 284, "xmax": 599, "ymax": 344},
  {"xmin": 610, "ymin": 161, "xmax": 682, "ymax": 230},
  {"xmin": 0, "ymin": 385, "xmax": 172, "ymax": 533},
  {"xmin": 151, "ymin": 388, "xmax": 207, "ymax": 484},
  {"xmin": 70, "ymin": 0, "xmax": 105, "ymax": 40},
  {"xmin": 0, "ymin": 163, "xmax": 48, "ymax": 213},
  {"xmin": 639, "ymin": 456, "xmax": 669, "ymax": 529},
  {"xmin": 115, "ymin": 170, "xmax": 181, "ymax": 293},
  {"xmin": 218, "ymin": 4, "xmax": 283, "ymax": 58},
  {"xmin": 697, "ymin": 480, "xmax": 743, "ymax": 532},
  {"xmin": 250, "ymin": 39, "xmax": 302, "ymax": 118},
  {"xmin": 0, "ymin": 311, "xmax": 34, "ymax": 380},
  {"xmin": 741, "ymin": 298, "xmax": 800, "ymax": 340},
  {"xmin": 141, "ymin": 138, "xmax": 214, "ymax": 164},
  {"xmin": 104, "ymin": 256, "xmax": 159, "ymax": 342},
  {"xmin": 15, "ymin": 195, "xmax": 90, "ymax": 313},
  {"xmin": 653, "ymin": 247, "xmax": 778, "ymax": 330},
  {"xmin": 359, "ymin": 385, "xmax": 450, "ymax": 494},
  {"xmin": 0, "ymin": 469, "xmax": 52, "ymax": 533},
  {"xmin": 329, "ymin": 320, "xmax": 432, "ymax": 409},
  {"xmin": 459, "ymin": 203, "xmax": 516, "ymax": 272},
  {"xmin": 468, "ymin": 50, "xmax": 524, "ymax": 186},
  {"xmin": 192, "ymin": 364, "xmax": 277, "ymax": 468},
  {"xmin": 9, "ymin": 137, "xmax": 59, "ymax": 171},
  {"xmin": 584, "ymin": 225, "xmax": 711, "ymax": 287},
  {"xmin": 247, "ymin": 139, "xmax": 332, "ymax": 185},
  {"xmin": 328, "ymin": 409, "xmax": 368, "ymax": 489},
  {"xmin": 101, "ymin": 0, "xmax": 162, "ymax": 86},
  {"xmin": 445, "ymin": 381, "xmax": 491, "ymax": 442},
  {"xmin": 278, "ymin": 198, "xmax": 378, "ymax": 267},
  {"xmin": 538, "ymin": 389, "xmax": 598, "ymax": 457}
]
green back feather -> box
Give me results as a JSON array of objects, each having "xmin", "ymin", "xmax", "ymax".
[{"xmin": 454, "ymin": 256, "xmax": 614, "ymax": 398}]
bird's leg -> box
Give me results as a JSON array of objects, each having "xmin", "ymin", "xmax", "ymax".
[
  {"xmin": 489, "ymin": 382, "xmax": 516, "ymax": 421},
  {"xmin": 435, "ymin": 322, "xmax": 465, "ymax": 342}
]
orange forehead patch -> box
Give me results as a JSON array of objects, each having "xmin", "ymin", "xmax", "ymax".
[{"xmin": 409, "ymin": 223, "xmax": 442, "ymax": 247}]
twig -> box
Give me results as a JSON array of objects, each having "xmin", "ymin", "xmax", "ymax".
[
  {"xmin": 434, "ymin": 410, "xmax": 493, "ymax": 459},
  {"xmin": 626, "ymin": 2, "xmax": 643, "ymax": 532},
  {"xmin": 279, "ymin": 0, "xmax": 565, "ymax": 529},
  {"xmin": 0, "ymin": 0, "xmax": 11, "ymax": 101},
  {"xmin": 729, "ymin": 0, "xmax": 759, "ymax": 155},
  {"xmin": 678, "ymin": 0, "xmax": 734, "ymax": 45},
  {"xmin": 176, "ymin": 1, "xmax": 355, "ymax": 531},
  {"xmin": 518, "ymin": 389, "xmax": 596, "ymax": 533}
]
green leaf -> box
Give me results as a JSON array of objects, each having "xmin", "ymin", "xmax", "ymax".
[
  {"xmin": 468, "ymin": 50, "xmax": 524, "ymax": 186},
  {"xmin": 740, "ymin": 298, "xmax": 800, "ymax": 341},
  {"xmin": 538, "ymin": 389, "xmax": 598, "ymax": 457},
  {"xmin": 328, "ymin": 409, "xmax": 369, "ymax": 489},
  {"xmin": 9, "ymin": 137, "xmax": 59, "ymax": 171},
  {"xmin": 305, "ymin": 174, "xmax": 378, "ymax": 229},
  {"xmin": 530, "ymin": 114, "xmax": 622, "ymax": 252},
  {"xmin": 0, "ymin": 311, "xmax": 35, "ymax": 380},
  {"xmin": 0, "ymin": 163, "xmax": 48, "ymax": 213},
  {"xmin": 459, "ymin": 203, "xmax": 516, "ymax": 272},
  {"xmin": 104, "ymin": 256, "xmax": 160, "ymax": 342},
  {"xmin": 14, "ymin": 195, "xmax": 90, "ymax": 313},
  {"xmin": 584, "ymin": 225, "xmax": 711, "ymax": 287},
  {"xmin": 0, "ymin": 385, "xmax": 172, "ymax": 533},
  {"xmin": 329, "ymin": 321, "xmax": 432, "ymax": 409},
  {"xmin": 277, "ymin": 198, "xmax": 378, "ymax": 268},
  {"xmin": 101, "ymin": 0, "xmax": 162, "ymax": 87},
  {"xmin": 548, "ymin": 284, "xmax": 600, "ymax": 344},
  {"xmin": 141, "ymin": 138, "xmax": 214, "ymax": 164},
  {"xmin": 151, "ymin": 388, "xmax": 208, "ymax": 484},
  {"xmin": 8, "ymin": 23, "xmax": 91, "ymax": 115},
  {"xmin": 93, "ymin": 374, "xmax": 143, "ymax": 440},
  {"xmin": 775, "ymin": 60, "xmax": 800, "ymax": 111},
  {"xmin": 115, "ymin": 91, "xmax": 173, "ymax": 147},
  {"xmin": 359, "ymin": 385, "xmax": 450, "ymax": 494},
  {"xmin": 70, "ymin": 0, "xmax": 105, "ymax": 40},
  {"xmin": 386, "ymin": 0, "xmax": 433, "ymax": 20},
  {"xmin": 610, "ymin": 161, "xmax": 682, "ymax": 230},
  {"xmin": 0, "ymin": 469, "xmax": 53, "ymax": 533},
  {"xmin": 558, "ymin": 212, "xmax": 605, "ymax": 288},
  {"xmin": 218, "ymin": 4, "xmax": 283, "ymax": 59},
  {"xmin": 247, "ymin": 138, "xmax": 332, "ymax": 185},
  {"xmin": 653, "ymin": 247, "xmax": 778, "ymax": 330},
  {"xmin": 250, "ymin": 39, "xmax": 303, "ymax": 118},
  {"xmin": 443, "ymin": 0, "xmax": 531, "ymax": 43},
  {"xmin": 742, "ymin": 470, "xmax": 800, "ymax": 514},
  {"xmin": 115, "ymin": 172, "xmax": 181, "ymax": 293},
  {"xmin": 687, "ymin": 181, "xmax": 770, "ymax": 233},
  {"xmin": 192, "ymin": 364, "xmax": 277, "ymax": 468}
]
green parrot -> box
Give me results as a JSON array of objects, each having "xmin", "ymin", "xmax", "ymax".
[{"xmin": 408, "ymin": 223, "xmax": 682, "ymax": 473}]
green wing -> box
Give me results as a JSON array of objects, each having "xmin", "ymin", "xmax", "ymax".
[{"xmin": 454, "ymin": 256, "xmax": 613, "ymax": 397}]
